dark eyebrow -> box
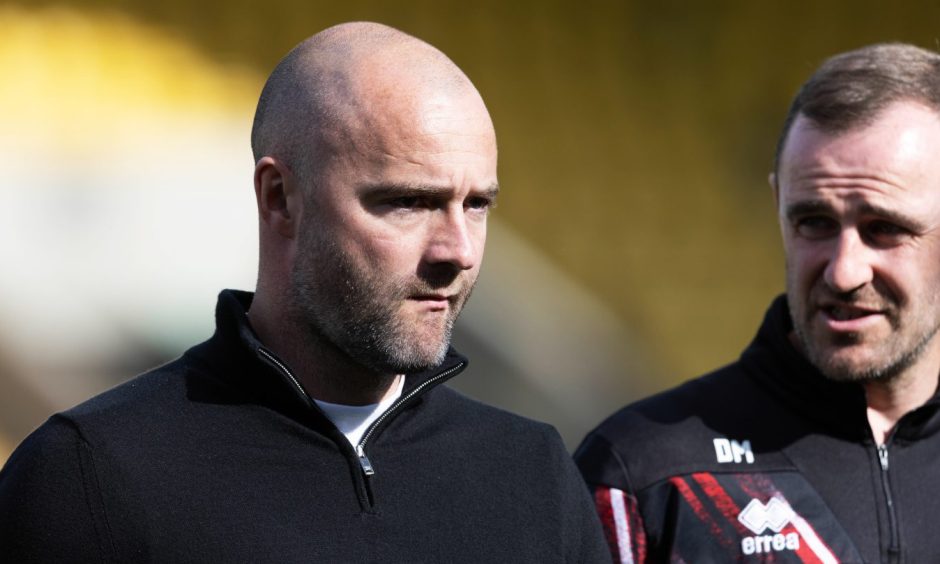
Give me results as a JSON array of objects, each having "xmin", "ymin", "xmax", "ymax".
[
  {"xmin": 360, "ymin": 182, "xmax": 500, "ymax": 200},
  {"xmin": 784, "ymin": 200, "xmax": 835, "ymax": 222},
  {"xmin": 479, "ymin": 183, "xmax": 500, "ymax": 199},
  {"xmin": 785, "ymin": 199, "xmax": 926, "ymax": 232},
  {"xmin": 858, "ymin": 202, "xmax": 927, "ymax": 232}
]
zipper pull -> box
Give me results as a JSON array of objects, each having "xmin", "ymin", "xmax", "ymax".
[
  {"xmin": 356, "ymin": 445, "xmax": 375, "ymax": 477},
  {"xmin": 878, "ymin": 444, "xmax": 889, "ymax": 471}
]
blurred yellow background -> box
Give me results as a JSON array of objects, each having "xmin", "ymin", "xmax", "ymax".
[{"xmin": 3, "ymin": 0, "xmax": 940, "ymax": 459}]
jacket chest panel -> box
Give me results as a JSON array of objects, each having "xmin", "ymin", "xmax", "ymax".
[{"xmin": 638, "ymin": 469, "xmax": 863, "ymax": 562}]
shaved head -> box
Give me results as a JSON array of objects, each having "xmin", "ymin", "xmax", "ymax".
[
  {"xmin": 251, "ymin": 22, "xmax": 488, "ymax": 184},
  {"xmin": 248, "ymin": 22, "xmax": 497, "ymax": 396}
]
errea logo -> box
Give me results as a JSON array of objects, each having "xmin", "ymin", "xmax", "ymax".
[
  {"xmin": 713, "ymin": 438, "xmax": 754, "ymax": 464},
  {"xmin": 739, "ymin": 498, "xmax": 792, "ymax": 534},
  {"xmin": 738, "ymin": 498, "xmax": 800, "ymax": 556}
]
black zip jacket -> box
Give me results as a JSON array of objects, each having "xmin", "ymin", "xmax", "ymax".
[
  {"xmin": 575, "ymin": 295, "xmax": 940, "ymax": 563},
  {"xmin": 0, "ymin": 290, "xmax": 608, "ymax": 563}
]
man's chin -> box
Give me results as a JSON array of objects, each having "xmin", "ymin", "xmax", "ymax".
[
  {"xmin": 811, "ymin": 346, "xmax": 892, "ymax": 383},
  {"xmin": 379, "ymin": 349, "xmax": 448, "ymax": 375},
  {"xmin": 372, "ymin": 331, "xmax": 451, "ymax": 375}
]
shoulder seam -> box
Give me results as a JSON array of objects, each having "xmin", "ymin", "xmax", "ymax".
[
  {"xmin": 584, "ymin": 430, "xmax": 639, "ymax": 494},
  {"xmin": 54, "ymin": 414, "xmax": 117, "ymax": 562}
]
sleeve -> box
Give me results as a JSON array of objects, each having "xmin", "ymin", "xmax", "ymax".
[
  {"xmin": 0, "ymin": 415, "xmax": 113, "ymax": 562},
  {"xmin": 532, "ymin": 427, "xmax": 611, "ymax": 564},
  {"xmin": 574, "ymin": 431, "xmax": 649, "ymax": 564}
]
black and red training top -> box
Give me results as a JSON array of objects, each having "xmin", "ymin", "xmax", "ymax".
[{"xmin": 576, "ymin": 295, "xmax": 940, "ymax": 563}]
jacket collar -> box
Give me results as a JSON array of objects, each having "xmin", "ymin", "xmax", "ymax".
[
  {"xmin": 190, "ymin": 289, "xmax": 468, "ymax": 420},
  {"xmin": 742, "ymin": 294, "xmax": 940, "ymax": 442}
]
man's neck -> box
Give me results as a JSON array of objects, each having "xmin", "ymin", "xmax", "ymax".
[
  {"xmin": 865, "ymin": 364, "xmax": 939, "ymax": 445},
  {"xmin": 788, "ymin": 330, "xmax": 940, "ymax": 445},
  {"xmin": 286, "ymin": 342, "xmax": 403, "ymax": 405},
  {"xmin": 247, "ymin": 298, "xmax": 401, "ymax": 406}
]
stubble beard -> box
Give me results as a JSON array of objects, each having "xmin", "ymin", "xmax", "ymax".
[
  {"xmin": 289, "ymin": 230, "xmax": 472, "ymax": 376},
  {"xmin": 788, "ymin": 279, "xmax": 940, "ymax": 384}
]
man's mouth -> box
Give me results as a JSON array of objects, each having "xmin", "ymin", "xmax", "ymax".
[
  {"xmin": 825, "ymin": 305, "xmax": 876, "ymax": 321},
  {"xmin": 817, "ymin": 302, "xmax": 886, "ymax": 331},
  {"xmin": 409, "ymin": 293, "xmax": 453, "ymax": 309},
  {"xmin": 412, "ymin": 293, "xmax": 450, "ymax": 301}
]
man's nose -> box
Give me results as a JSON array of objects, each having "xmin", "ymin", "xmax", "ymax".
[
  {"xmin": 423, "ymin": 208, "xmax": 478, "ymax": 271},
  {"xmin": 823, "ymin": 230, "xmax": 874, "ymax": 294}
]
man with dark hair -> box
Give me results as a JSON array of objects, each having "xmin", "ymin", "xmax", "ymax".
[
  {"xmin": 577, "ymin": 42, "xmax": 940, "ymax": 563},
  {"xmin": 0, "ymin": 22, "xmax": 608, "ymax": 562}
]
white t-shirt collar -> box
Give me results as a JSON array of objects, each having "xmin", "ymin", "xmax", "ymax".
[{"xmin": 313, "ymin": 376, "xmax": 405, "ymax": 447}]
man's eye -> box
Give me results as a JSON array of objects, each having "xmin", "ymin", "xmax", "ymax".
[
  {"xmin": 795, "ymin": 216, "xmax": 838, "ymax": 239},
  {"xmin": 865, "ymin": 221, "xmax": 910, "ymax": 245},
  {"xmin": 466, "ymin": 197, "xmax": 494, "ymax": 211},
  {"xmin": 389, "ymin": 196, "xmax": 423, "ymax": 209}
]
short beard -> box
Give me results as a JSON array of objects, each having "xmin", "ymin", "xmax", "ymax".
[
  {"xmin": 793, "ymin": 321, "xmax": 938, "ymax": 383},
  {"xmin": 290, "ymin": 230, "xmax": 469, "ymax": 376},
  {"xmin": 323, "ymin": 272, "xmax": 460, "ymax": 374},
  {"xmin": 789, "ymin": 294, "xmax": 940, "ymax": 384}
]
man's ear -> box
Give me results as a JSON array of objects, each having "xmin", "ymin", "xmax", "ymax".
[
  {"xmin": 255, "ymin": 156, "xmax": 301, "ymax": 239},
  {"xmin": 768, "ymin": 172, "xmax": 780, "ymax": 208}
]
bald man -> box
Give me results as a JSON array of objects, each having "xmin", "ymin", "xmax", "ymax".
[{"xmin": 0, "ymin": 23, "xmax": 608, "ymax": 562}]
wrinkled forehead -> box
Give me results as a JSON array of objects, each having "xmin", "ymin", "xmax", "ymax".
[{"xmin": 778, "ymin": 102, "xmax": 940, "ymax": 189}]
